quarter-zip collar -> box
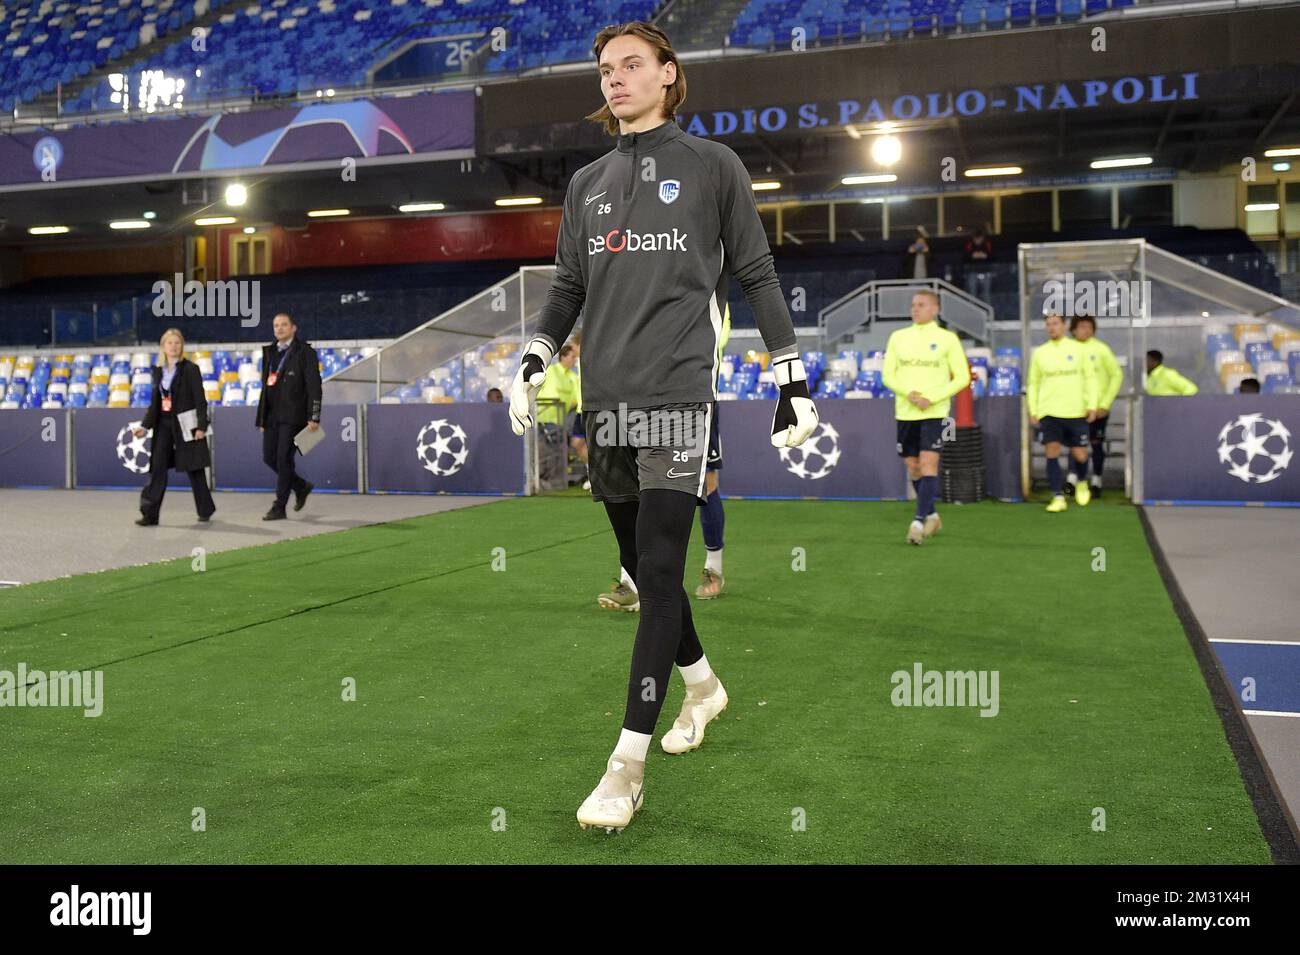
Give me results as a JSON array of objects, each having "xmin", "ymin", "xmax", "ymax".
[{"xmin": 616, "ymin": 118, "xmax": 683, "ymax": 200}]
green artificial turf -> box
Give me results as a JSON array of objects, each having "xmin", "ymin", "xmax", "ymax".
[{"xmin": 0, "ymin": 497, "xmax": 1271, "ymax": 863}]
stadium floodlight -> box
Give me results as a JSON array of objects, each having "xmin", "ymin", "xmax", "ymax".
[
  {"xmin": 29, "ymin": 226, "xmax": 70, "ymax": 235},
  {"xmin": 195, "ymin": 216, "xmax": 237, "ymax": 226},
  {"xmin": 870, "ymin": 135, "xmax": 902, "ymax": 167},
  {"xmin": 1090, "ymin": 156, "xmax": 1152, "ymax": 169},
  {"xmin": 398, "ymin": 202, "xmax": 446, "ymax": 213},
  {"xmin": 142, "ymin": 211, "xmax": 156, "ymax": 220},
  {"xmin": 109, "ymin": 220, "xmax": 151, "ymax": 230},
  {"xmin": 1243, "ymin": 202, "xmax": 1280, "ymax": 212},
  {"xmin": 964, "ymin": 166, "xmax": 1023, "ymax": 178},
  {"xmin": 307, "ymin": 209, "xmax": 350, "ymax": 217},
  {"xmin": 225, "ymin": 183, "xmax": 248, "ymax": 207},
  {"xmin": 842, "ymin": 174, "xmax": 897, "ymax": 185},
  {"xmin": 1263, "ymin": 146, "xmax": 1300, "ymax": 157},
  {"xmin": 495, "ymin": 197, "xmax": 542, "ymax": 206},
  {"xmin": 751, "ymin": 181, "xmax": 781, "ymax": 191}
]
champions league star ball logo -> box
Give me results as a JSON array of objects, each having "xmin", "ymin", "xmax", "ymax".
[
  {"xmin": 1216, "ymin": 414, "xmax": 1292, "ymax": 484},
  {"xmin": 777, "ymin": 421, "xmax": 841, "ymax": 480},
  {"xmin": 116, "ymin": 422, "xmax": 151, "ymax": 474},
  {"xmin": 416, "ymin": 419, "xmax": 470, "ymax": 476}
]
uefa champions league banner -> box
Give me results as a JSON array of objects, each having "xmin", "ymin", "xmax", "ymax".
[
  {"xmin": 211, "ymin": 405, "xmax": 360, "ymax": 492},
  {"xmin": 1142, "ymin": 396, "xmax": 1300, "ymax": 504},
  {"xmin": 718, "ymin": 399, "xmax": 908, "ymax": 500},
  {"xmin": 365, "ymin": 403, "xmax": 525, "ymax": 495},
  {"xmin": 3, "ymin": 90, "xmax": 473, "ymax": 188},
  {"xmin": 73, "ymin": 407, "xmax": 197, "ymax": 489},
  {"xmin": 0, "ymin": 408, "xmax": 69, "ymax": 488}
]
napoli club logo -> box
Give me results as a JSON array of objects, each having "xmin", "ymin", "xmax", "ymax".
[
  {"xmin": 658, "ymin": 179, "xmax": 681, "ymax": 204},
  {"xmin": 1216, "ymin": 414, "xmax": 1292, "ymax": 484},
  {"xmin": 416, "ymin": 419, "xmax": 470, "ymax": 476}
]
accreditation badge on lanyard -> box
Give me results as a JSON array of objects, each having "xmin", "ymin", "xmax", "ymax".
[
  {"xmin": 268, "ymin": 345, "xmax": 291, "ymax": 387},
  {"xmin": 161, "ymin": 391, "xmax": 172, "ymax": 412}
]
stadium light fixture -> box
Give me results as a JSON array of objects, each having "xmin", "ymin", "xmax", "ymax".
[
  {"xmin": 225, "ymin": 183, "xmax": 248, "ymax": 207},
  {"xmin": 195, "ymin": 216, "xmax": 237, "ymax": 226},
  {"xmin": 1263, "ymin": 146, "xmax": 1300, "ymax": 158},
  {"xmin": 964, "ymin": 166, "xmax": 1023, "ymax": 178},
  {"xmin": 142, "ymin": 211, "xmax": 156, "ymax": 220},
  {"xmin": 1272, "ymin": 162, "xmax": 1292, "ymax": 172},
  {"xmin": 398, "ymin": 202, "xmax": 446, "ymax": 213},
  {"xmin": 243, "ymin": 226, "xmax": 257, "ymax": 235},
  {"xmin": 1243, "ymin": 202, "xmax": 1280, "ymax": 212},
  {"xmin": 307, "ymin": 209, "xmax": 351, "ymax": 217},
  {"xmin": 495, "ymin": 197, "xmax": 543, "ymax": 207},
  {"xmin": 842, "ymin": 174, "xmax": 897, "ymax": 185},
  {"xmin": 29, "ymin": 226, "xmax": 70, "ymax": 235},
  {"xmin": 1090, "ymin": 156, "xmax": 1152, "ymax": 169},
  {"xmin": 871, "ymin": 135, "xmax": 902, "ymax": 167},
  {"xmin": 751, "ymin": 181, "xmax": 781, "ymax": 191},
  {"xmin": 109, "ymin": 220, "xmax": 151, "ymax": 230}
]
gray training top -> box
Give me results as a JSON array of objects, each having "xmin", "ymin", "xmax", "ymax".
[{"xmin": 532, "ymin": 118, "xmax": 799, "ymax": 411}]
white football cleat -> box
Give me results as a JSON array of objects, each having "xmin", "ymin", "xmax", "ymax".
[
  {"xmin": 907, "ymin": 520, "xmax": 925, "ymax": 545},
  {"xmin": 576, "ymin": 756, "xmax": 644, "ymax": 833},
  {"xmin": 923, "ymin": 512, "xmax": 942, "ymax": 538},
  {"xmin": 661, "ymin": 679, "xmax": 729, "ymax": 755}
]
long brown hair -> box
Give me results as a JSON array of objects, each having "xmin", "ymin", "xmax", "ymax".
[{"xmin": 585, "ymin": 22, "xmax": 687, "ymax": 137}]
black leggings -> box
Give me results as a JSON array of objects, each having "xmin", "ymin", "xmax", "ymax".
[{"xmin": 604, "ymin": 491, "xmax": 706, "ymax": 735}]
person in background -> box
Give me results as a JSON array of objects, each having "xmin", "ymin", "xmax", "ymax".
[
  {"xmin": 568, "ymin": 335, "xmax": 590, "ymax": 491},
  {"xmin": 1069, "ymin": 315, "xmax": 1122, "ymax": 499},
  {"xmin": 255, "ymin": 312, "xmax": 322, "ymax": 521},
  {"xmin": 962, "ymin": 225, "xmax": 993, "ymax": 301},
  {"xmin": 1029, "ymin": 311, "xmax": 1098, "ymax": 512},
  {"xmin": 902, "ymin": 226, "xmax": 930, "ymax": 279},
  {"xmin": 486, "ymin": 387, "xmax": 504, "ymax": 402},
  {"xmin": 1238, "ymin": 377, "xmax": 1260, "ymax": 394},
  {"xmin": 133, "ymin": 327, "xmax": 215, "ymax": 526},
  {"xmin": 1144, "ymin": 350, "xmax": 1199, "ymax": 396}
]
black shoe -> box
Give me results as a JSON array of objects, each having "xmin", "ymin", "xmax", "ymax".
[
  {"xmin": 294, "ymin": 481, "xmax": 314, "ymax": 512},
  {"xmin": 197, "ymin": 512, "xmax": 214, "ymax": 523},
  {"xmin": 136, "ymin": 516, "xmax": 158, "ymax": 526},
  {"xmin": 1064, "ymin": 481, "xmax": 1076, "ymax": 497},
  {"xmin": 263, "ymin": 507, "xmax": 287, "ymax": 521}
]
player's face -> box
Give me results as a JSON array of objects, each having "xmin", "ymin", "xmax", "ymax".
[
  {"xmin": 599, "ymin": 36, "xmax": 674, "ymax": 129},
  {"xmin": 1045, "ymin": 314, "xmax": 1066, "ymax": 339},
  {"xmin": 1073, "ymin": 321, "xmax": 1094, "ymax": 342},
  {"xmin": 273, "ymin": 315, "xmax": 293, "ymax": 341},
  {"xmin": 910, "ymin": 294, "xmax": 938, "ymax": 324}
]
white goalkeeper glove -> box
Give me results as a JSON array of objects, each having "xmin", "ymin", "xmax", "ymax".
[
  {"xmin": 769, "ymin": 354, "xmax": 819, "ymax": 448},
  {"xmin": 509, "ymin": 338, "xmax": 555, "ymax": 436}
]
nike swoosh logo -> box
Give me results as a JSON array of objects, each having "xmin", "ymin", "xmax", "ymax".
[
  {"xmin": 584, "ymin": 191, "xmax": 607, "ymax": 205},
  {"xmin": 665, "ymin": 468, "xmax": 697, "ymax": 479},
  {"xmin": 683, "ymin": 726, "xmax": 697, "ymax": 744}
]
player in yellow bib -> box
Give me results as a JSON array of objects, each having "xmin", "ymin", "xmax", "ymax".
[
  {"xmin": 1028, "ymin": 311, "xmax": 1100, "ymax": 512},
  {"xmin": 1069, "ymin": 315, "xmax": 1122, "ymax": 499},
  {"xmin": 881, "ymin": 290, "xmax": 971, "ymax": 545}
]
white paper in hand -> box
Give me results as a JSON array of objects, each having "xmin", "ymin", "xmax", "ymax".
[
  {"xmin": 176, "ymin": 409, "xmax": 200, "ymax": 441},
  {"xmin": 294, "ymin": 424, "xmax": 325, "ymax": 455}
]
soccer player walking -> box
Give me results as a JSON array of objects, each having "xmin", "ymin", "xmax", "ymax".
[
  {"xmin": 1029, "ymin": 311, "xmax": 1099, "ymax": 512},
  {"xmin": 1069, "ymin": 315, "xmax": 1122, "ymax": 499},
  {"xmin": 509, "ymin": 22, "xmax": 817, "ymax": 832},
  {"xmin": 881, "ymin": 290, "xmax": 971, "ymax": 545}
]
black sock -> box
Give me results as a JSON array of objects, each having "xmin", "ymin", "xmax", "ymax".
[{"xmin": 622, "ymin": 489, "xmax": 699, "ymax": 735}]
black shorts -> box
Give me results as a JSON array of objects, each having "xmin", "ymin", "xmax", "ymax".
[
  {"xmin": 1088, "ymin": 417, "xmax": 1106, "ymax": 443},
  {"xmin": 571, "ymin": 413, "xmax": 586, "ymax": 439},
  {"xmin": 896, "ymin": 418, "xmax": 945, "ymax": 458},
  {"xmin": 582, "ymin": 402, "xmax": 713, "ymax": 504},
  {"xmin": 1037, "ymin": 416, "xmax": 1089, "ymax": 448}
]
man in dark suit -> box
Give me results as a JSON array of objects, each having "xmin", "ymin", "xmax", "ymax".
[{"xmin": 255, "ymin": 312, "xmax": 322, "ymax": 521}]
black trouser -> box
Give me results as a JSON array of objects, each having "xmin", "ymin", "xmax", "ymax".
[
  {"xmin": 263, "ymin": 419, "xmax": 309, "ymax": 509},
  {"xmin": 140, "ymin": 418, "xmax": 214, "ymax": 520},
  {"xmin": 605, "ymin": 491, "xmax": 706, "ymax": 736}
]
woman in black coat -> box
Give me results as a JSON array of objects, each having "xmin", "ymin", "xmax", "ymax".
[{"xmin": 133, "ymin": 327, "xmax": 216, "ymax": 525}]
